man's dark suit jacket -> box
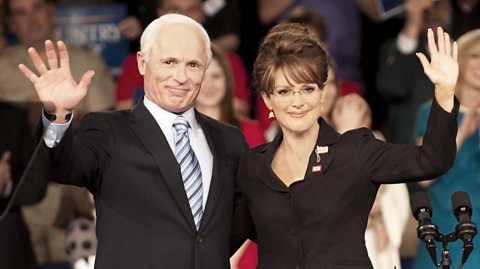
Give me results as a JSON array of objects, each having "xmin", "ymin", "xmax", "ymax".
[
  {"xmin": 0, "ymin": 103, "xmax": 46, "ymax": 269},
  {"xmin": 231, "ymin": 98, "xmax": 458, "ymax": 269},
  {"xmin": 38, "ymin": 101, "xmax": 247, "ymax": 269}
]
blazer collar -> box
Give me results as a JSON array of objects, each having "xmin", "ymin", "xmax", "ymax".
[{"xmin": 255, "ymin": 117, "xmax": 340, "ymax": 191}]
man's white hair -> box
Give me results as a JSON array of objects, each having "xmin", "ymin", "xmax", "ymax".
[{"xmin": 140, "ymin": 13, "xmax": 212, "ymax": 64}]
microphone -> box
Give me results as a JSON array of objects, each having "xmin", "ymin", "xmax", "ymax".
[
  {"xmin": 411, "ymin": 191, "xmax": 439, "ymax": 265},
  {"xmin": 451, "ymin": 191, "xmax": 477, "ymax": 264}
]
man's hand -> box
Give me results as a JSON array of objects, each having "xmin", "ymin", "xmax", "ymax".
[{"xmin": 18, "ymin": 40, "xmax": 95, "ymax": 122}]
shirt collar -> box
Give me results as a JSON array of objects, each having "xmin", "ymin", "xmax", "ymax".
[{"xmin": 143, "ymin": 96, "xmax": 199, "ymax": 133}]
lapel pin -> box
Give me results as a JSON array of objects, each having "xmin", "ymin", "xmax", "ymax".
[
  {"xmin": 315, "ymin": 146, "xmax": 329, "ymax": 163},
  {"xmin": 312, "ymin": 165, "xmax": 322, "ymax": 173}
]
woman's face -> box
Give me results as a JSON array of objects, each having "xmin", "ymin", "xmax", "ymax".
[
  {"xmin": 262, "ymin": 70, "xmax": 324, "ymax": 135},
  {"xmin": 461, "ymin": 48, "xmax": 480, "ymax": 90},
  {"xmin": 322, "ymin": 67, "xmax": 339, "ymax": 116},
  {"xmin": 196, "ymin": 58, "xmax": 227, "ymax": 108}
]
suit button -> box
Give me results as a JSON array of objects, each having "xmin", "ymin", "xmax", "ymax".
[
  {"xmin": 197, "ymin": 235, "xmax": 204, "ymax": 243},
  {"xmin": 284, "ymin": 193, "xmax": 291, "ymax": 199},
  {"xmin": 289, "ymin": 227, "xmax": 298, "ymax": 235}
]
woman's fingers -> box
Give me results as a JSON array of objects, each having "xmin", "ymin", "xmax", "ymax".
[
  {"xmin": 444, "ymin": 33, "xmax": 451, "ymax": 56},
  {"xmin": 453, "ymin": 41, "xmax": 458, "ymax": 61},
  {"xmin": 436, "ymin": 27, "xmax": 445, "ymax": 54},
  {"xmin": 427, "ymin": 28, "xmax": 437, "ymax": 56}
]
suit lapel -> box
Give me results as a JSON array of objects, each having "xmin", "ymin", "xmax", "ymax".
[
  {"xmin": 128, "ymin": 102, "xmax": 196, "ymax": 230},
  {"xmin": 195, "ymin": 112, "xmax": 225, "ymax": 230}
]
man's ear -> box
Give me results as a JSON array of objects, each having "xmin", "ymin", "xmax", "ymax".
[{"xmin": 137, "ymin": 51, "xmax": 146, "ymax": 75}]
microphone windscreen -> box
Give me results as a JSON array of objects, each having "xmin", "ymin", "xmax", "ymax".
[
  {"xmin": 411, "ymin": 192, "xmax": 432, "ymax": 220},
  {"xmin": 451, "ymin": 191, "xmax": 472, "ymax": 219}
]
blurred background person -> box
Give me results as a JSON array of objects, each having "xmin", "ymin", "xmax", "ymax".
[
  {"xmin": 257, "ymin": 0, "xmax": 380, "ymax": 94},
  {"xmin": 0, "ymin": 0, "xmax": 115, "ymax": 266},
  {"xmin": 195, "ymin": 45, "xmax": 265, "ymax": 148},
  {"xmin": 0, "ymin": 0, "xmax": 8, "ymax": 51},
  {"xmin": 56, "ymin": 0, "xmax": 158, "ymax": 52},
  {"xmin": 0, "ymin": 0, "xmax": 115, "ymax": 120},
  {"xmin": 451, "ymin": 0, "xmax": 480, "ymax": 40},
  {"xmin": 376, "ymin": 0, "xmax": 452, "ymax": 144},
  {"xmin": 412, "ymin": 28, "xmax": 480, "ymax": 269},
  {"xmin": 0, "ymin": 102, "xmax": 47, "ymax": 269}
]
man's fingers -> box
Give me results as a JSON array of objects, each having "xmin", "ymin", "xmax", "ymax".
[
  {"xmin": 18, "ymin": 64, "xmax": 39, "ymax": 84},
  {"xmin": 45, "ymin": 40, "xmax": 59, "ymax": 69},
  {"xmin": 57, "ymin": 41, "xmax": 71, "ymax": 72},
  {"xmin": 28, "ymin": 47, "xmax": 48, "ymax": 75},
  {"xmin": 78, "ymin": 70, "xmax": 95, "ymax": 91}
]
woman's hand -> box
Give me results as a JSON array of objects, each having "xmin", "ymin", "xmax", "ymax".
[
  {"xmin": 18, "ymin": 40, "xmax": 95, "ymax": 122},
  {"xmin": 416, "ymin": 27, "xmax": 458, "ymax": 112}
]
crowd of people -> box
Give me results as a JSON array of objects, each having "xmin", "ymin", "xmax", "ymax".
[{"xmin": 0, "ymin": 0, "xmax": 479, "ymax": 269}]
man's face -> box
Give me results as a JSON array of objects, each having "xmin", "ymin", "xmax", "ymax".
[
  {"xmin": 157, "ymin": 0, "xmax": 205, "ymax": 23},
  {"xmin": 7, "ymin": 0, "xmax": 54, "ymax": 47},
  {"xmin": 137, "ymin": 24, "xmax": 208, "ymax": 114}
]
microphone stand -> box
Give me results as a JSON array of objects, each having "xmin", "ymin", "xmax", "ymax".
[
  {"xmin": 433, "ymin": 230, "xmax": 471, "ymax": 269},
  {"xmin": 436, "ymin": 232, "xmax": 456, "ymax": 269}
]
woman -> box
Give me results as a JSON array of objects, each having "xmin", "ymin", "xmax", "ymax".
[
  {"xmin": 413, "ymin": 29, "xmax": 480, "ymax": 269},
  {"xmin": 195, "ymin": 45, "xmax": 265, "ymax": 148},
  {"xmin": 231, "ymin": 23, "xmax": 459, "ymax": 268}
]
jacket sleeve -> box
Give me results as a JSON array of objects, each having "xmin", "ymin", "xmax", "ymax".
[
  {"xmin": 357, "ymin": 97, "xmax": 458, "ymax": 184},
  {"xmin": 37, "ymin": 112, "xmax": 113, "ymax": 192},
  {"xmin": 230, "ymin": 152, "xmax": 256, "ymax": 255}
]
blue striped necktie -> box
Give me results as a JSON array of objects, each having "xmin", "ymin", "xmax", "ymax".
[{"xmin": 173, "ymin": 116, "xmax": 203, "ymax": 230}]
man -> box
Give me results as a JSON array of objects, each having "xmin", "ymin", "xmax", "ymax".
[
  {"xmin": 19, "ymin": 13, "xmax": 247, "ymax": 269},
  {"xmin": 0, "ymin": 103, "xmax": 47, "ymax": 269},
  {"xmin": 0, "ymin": 0, "xmax": 115, "ymax": 115},
  {"xmin": 0, "ymin": 0, "xmax": 116, "ymax": 264},
  {"xmin": 376, "ymin": 0, "xmax": 452, "ymax": 144}
]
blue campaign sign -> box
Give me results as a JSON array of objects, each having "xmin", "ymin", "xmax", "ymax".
[{"xmin": 55, "ymin": 4, "xmax": 129, "ymax": 77}]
